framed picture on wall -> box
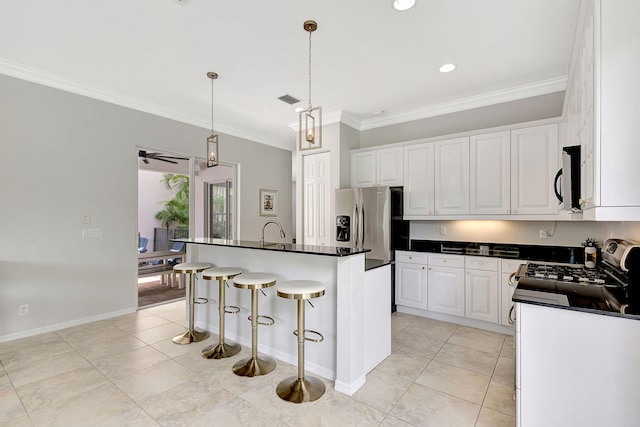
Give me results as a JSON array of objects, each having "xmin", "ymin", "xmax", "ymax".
[{"xmin": 259, "ymin": 189, "xmax": 278, "ymax": 216}]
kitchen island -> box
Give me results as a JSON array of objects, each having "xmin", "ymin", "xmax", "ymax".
[{"xmin": 174, "ymin": 238, "xmax": 391, "ymax": 395}]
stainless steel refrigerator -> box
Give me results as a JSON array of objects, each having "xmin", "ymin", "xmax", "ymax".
[{"xmin": 335, "ymin": 186, "xmax": 409, "ymax": 309}]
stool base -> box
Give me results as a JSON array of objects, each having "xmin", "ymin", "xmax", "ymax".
[
  {"xmin": 172, "ymin": 329, "xmax": 210, "ymax": 345},
  {"xmin": 276, "ymin": 375, "xmax": 325, "ymax": 403},
  {"xmin": 232, "ymin": 355, "xmax": 276, "ymax": 377},
  {"xmin": 200, "ymin": 341, "xmax": 241, "ymax": 359}
]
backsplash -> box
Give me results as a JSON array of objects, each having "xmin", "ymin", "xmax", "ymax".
[{"xmin": 410, "ymin": 220, "xmax": 609, "ymax": 247}]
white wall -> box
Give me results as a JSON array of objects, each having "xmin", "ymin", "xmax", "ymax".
[{"xmin": 0, "ymin": 74, "xmax": 293, "ymax": 341}]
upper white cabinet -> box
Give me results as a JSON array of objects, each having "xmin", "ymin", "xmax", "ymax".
[
  {"xmin": 404, "ymin": 142, "xmax": 435, "ymax": 216},
  {"xmin": 566, "ymin": 0, "xmax": 640, "ymax": 220},
  {"xmin": 350, "ymin": 147, "xmax": 403, "ymax": 187},
  {"xmin": 470, "ymin": 131, "xmax": 511, "ymax": 215},
  {"xmin": 510, "ymin": 124, "xmax": 559, "ymax": 215},
  {"xmin": 434, "ymin": 137, "xmax": 470, "ymax": 215}
]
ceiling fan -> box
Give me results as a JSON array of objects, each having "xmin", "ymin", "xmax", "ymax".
[{"xmin": 138, "ymin": 150, "xmax": 187, "ymax": 164}]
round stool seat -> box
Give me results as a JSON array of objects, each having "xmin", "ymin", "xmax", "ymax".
[
  {"xmin": 173, "ymin": 262, "xmax": 212, "ymax": 274},
  {"xmin": 277, "ymin": 280, "xmax": 325, "ymax": 300},
  {"xmin": 233, "ymin": 273, "xmax": 276, "ymax": 290},
  {"xmin": 203, "ymin": 267, "xmax": 243, "ymax": 280}
]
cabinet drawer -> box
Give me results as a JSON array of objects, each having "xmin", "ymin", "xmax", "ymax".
[
  {"xmin": 428, "ymin": 253, "xmax": 464, "ymax": 268},
  {"xmin": 396, "ymin": 251, "xmax": 428, "ymax": 265},
  {"xmin": 465, "ymin": 256, "xmax": 499, "ymax": 271}
]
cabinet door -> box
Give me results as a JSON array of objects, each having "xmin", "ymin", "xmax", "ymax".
[
  {"xmin": 510, "ymin": 124, "xmax": 559, "ymax": 215},
  {"xmin": 377, "ymin": 147, "xmax": 404, "ymax": 186},
  {"xmin": 403, "ymin": 143, "xmax": 434, "ymax": 216},
  {"xmin": 395, "ymin": 262, "xmax": 428, "ymax": 309},
  {"xmin": 470, "ymin": 131, "xmax": 511, "ymax": 214},
  {"xmin": 465, "ymin": 269, "xmax": 499, "ymax": 323},
  {"xmin": 427, "ymin": 266, "xmax": 465, "ymax": 316},
  {"xmin": 434, "ymin": 137, "xmax": 470, "ymax": 215},
  {"xmin": 350, "ymin": 151, "xmax": 376, "ymax": 187}
]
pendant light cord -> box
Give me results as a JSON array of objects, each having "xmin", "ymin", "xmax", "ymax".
[
  {"xmin": 308, "ymin": 29, "xmax": 312, "ymax": 110},
  {"xmin": 210, "ymin": 77, "xmax": 215, "ymax": 134}
]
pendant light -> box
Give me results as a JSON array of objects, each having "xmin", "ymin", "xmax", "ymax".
[
  {"xmin": 299, "ymin": 20, "xmax": 322, "ymax": 151},
  {"xmin": 206, "ymin": 71, "xmax": 219, "ymax": 167}
]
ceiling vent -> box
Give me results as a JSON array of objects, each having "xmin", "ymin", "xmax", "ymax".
[{"xmin": 278, "ymin": 94, "xmax": 301, "ymax": 105}]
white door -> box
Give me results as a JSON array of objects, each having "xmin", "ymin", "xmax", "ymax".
[
  {"xmin": 434, "ymin": 137, "xmax": 470, "ymax": 215},
  {"xmin": 510, "ymin": 124, "xmax": 559, "ymax": 215},
  {"xmin": 427, "ymin": 266, "xmax": 465, "ymax": 316},
  {"xmin": 470, "ymin": 131, "xmax": 511, "ymax": 214},
  {"xmin": 395, "ymin": 262, "xmax": 428, "ymax": 309},
  {"xmin": 465, "ymin": 269, "xmax": 499, "ymax": 323},
  {"xmin": 303, "ymin": 152, "xmax": 331, "ymax": 245},
  {"xmin": 403, "ymin": 143, "xmax": 434, "ymax": 216}
]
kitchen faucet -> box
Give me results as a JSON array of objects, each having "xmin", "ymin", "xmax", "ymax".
[{"xmin": 260, "ymin": 221, "xmax": 286, "ymax": 245}]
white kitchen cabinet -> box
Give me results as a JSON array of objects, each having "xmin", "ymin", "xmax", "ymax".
[
  {"xmin": 350, "ymin": 147, "xmax": 403, "ymax": 188},
  {"xmin": 403, "ymin": 142, "xmax": 434, "ymax": 217},
  {"xmin": 500, "ymin": 259, "xmax": 524, "ymax": 327},
  {"xmin": 470, "ymin": 131, "xmax": 511, "ymax": 215},
  {"xmin": 465, "ymin": 257, "xmax": 499, "ymax": 323},
  {"xmin": 510, "ymin": 124, "xmax": 559, "ymax": 215},
  {"xmin": 517, "ymin": 302, "xmax": 640, "ymax": 426},
  {"xmin": 565, "ymin": 0, "xmax": 640, "ymax": 220},
  {"xmin": 427, "ymin": 254, "xmax": 465, "ymax": 317},
  {"xmin": 302, "ymin": 152, "xmax": 331, "ymax": 246},
  {"xmin": 395, "ymin": 251, "xmax": 428, "ymax": 310},
  {"xmin": 434, "ymin": 137, "xmax": 469, "ymax": 215}
]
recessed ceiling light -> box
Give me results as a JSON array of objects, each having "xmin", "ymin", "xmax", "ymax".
[
  {"xmin": 393, "ymin": 0, "xmax": 415, "ymax": 11},
  {"xmin": 439, "ymin": 63, "xmax": 456, "ymax": 73}
]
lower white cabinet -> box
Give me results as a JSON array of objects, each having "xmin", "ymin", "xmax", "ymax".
[
  {"xmin": 395, "ymin": 251, "xmax": 428, "ymax": 310},
  {"xmin": 465, "ymin": 257, "xmax": 499, "ymax": 323},
  {"xmin": 427, "ymin": 254, "xmax": 465, "ymax": 317}
]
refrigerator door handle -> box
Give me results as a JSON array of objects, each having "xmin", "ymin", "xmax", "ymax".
[
  {"xmin": 360, "ymin": 203, "xmax": 365, "ymax": 248},
  {"xmin": 354, "ymin": 204, "xmax": 359, "ymax": 247}
]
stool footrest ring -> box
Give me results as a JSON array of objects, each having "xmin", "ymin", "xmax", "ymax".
[
  {"xmin": 225, "ymin": 305, "xmax": 240, "ymax": 314},
  {"xmin": 194, "ymin": 297, "xmax": 209, "ymax": 305},
  {"xmin": 293, "ymin": 329, "xmax": 324, "ymax": 342},
  {"xmin": 248, "ymin": 315, "xmax": 275, "ymax": 326}
]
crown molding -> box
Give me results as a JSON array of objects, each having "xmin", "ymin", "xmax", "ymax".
[
  {"xmin": 0, "ymin": 59, "xmax": 292, "ymax": 151},
  {"xmin": 358, "ymin": 76, "xmax": 568, "ymax": 131}
]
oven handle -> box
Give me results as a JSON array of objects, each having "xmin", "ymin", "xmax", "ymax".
[
  {"xmin": 508, "ymin": 304, "xmax": 516, "ymax": 325},
  {"xmin": 508, "ymin": 272, "xmax": 518, "ymax": 287}
]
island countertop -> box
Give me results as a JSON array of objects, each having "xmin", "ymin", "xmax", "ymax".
[{"xmin": 173, "ymin": 237, "xmax": 370, "ymax": 257}]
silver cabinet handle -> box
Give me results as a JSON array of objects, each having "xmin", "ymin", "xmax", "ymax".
[{"xmin": 508, "ymin": 305, "xmax": 516, "ymax": 324}]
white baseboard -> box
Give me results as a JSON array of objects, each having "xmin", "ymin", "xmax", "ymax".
[{"xmin": 0, "ymin": 307, "xmax": 137, "ymax": 343}]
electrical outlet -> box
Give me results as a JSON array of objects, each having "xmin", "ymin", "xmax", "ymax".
[
  {"xmin": 539, "ymin": 229, "xmax": 549, "ymax": 239},
  {"xmin": 440, "ymin": 226, "xmax": 446, "ymax": 236},
  {"xmin": 82, "ymin": 212, "xmax": 91, "ymax": 224},
  {"xmin": 18, "ymin": 304, "xmax": 29, "ymax": 316}
]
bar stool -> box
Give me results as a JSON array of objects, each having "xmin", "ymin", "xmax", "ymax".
[
  {"xmin": 201, "ymin": 267, "xmax": 242, "ymax": 359},
  {"xmin": 276, "ymin": 280, "xmax": 325, "ymax": 403},
  {"xmin": 172, "ymin": 262, "xmax": 212, "ymax": 345},
  {"xmin": 232, "ymin": 272, "xmax": 277, "ymax": 377}
]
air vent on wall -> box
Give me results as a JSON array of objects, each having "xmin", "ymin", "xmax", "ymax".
[{"xmin": 278, "ymin": 94, "xmax": 301, "ymax": 105}]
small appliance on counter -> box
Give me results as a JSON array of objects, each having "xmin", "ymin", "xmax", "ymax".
[{"xmin": 513, "ymin": 238, "xmax": 640, "ymax": 315}]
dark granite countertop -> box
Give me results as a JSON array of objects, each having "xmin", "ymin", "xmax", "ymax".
[
  {"xmin": 173, "ymin": 238, "xmax": 370, "ymax": 257},
  {"xmin": 410, "ymin": 239, "xmax": 584, "ymax": 264},
  {"xmin": 365, "ymin": 258, "xmax": 392, "ymax": 271}
]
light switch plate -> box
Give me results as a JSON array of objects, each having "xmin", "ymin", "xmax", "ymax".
[{"xmin": 82, "ymin": 228, "xmax": 103, "ymax": 238}]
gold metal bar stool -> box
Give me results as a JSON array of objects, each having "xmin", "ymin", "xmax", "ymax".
[
  {"xmin": 276, "ymin": 280, "xmax": 326, "ymax": 403},
  {"xmin": 172, "ymin": 262, "xmax": 212, "ymax": 345},
  {"xmin": 232, "ymin": 272, "xmax": 277, "ymax": 377},
  {"xmin": 201, "ymin": 267, "xmax": 242, "ymax": 359}
]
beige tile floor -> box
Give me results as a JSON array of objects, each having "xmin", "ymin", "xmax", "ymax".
[{"xmin": 0, "ymin": 302, "xmax": 516, "ymax": 427}]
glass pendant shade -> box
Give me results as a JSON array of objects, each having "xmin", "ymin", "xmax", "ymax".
[
  {"xmin": 207, "ymin": 133, "xmax": 218, "ymax": 167},
  {"xmin": 299, "ymin": 105, "xmax": 322, "ymax": 150}
]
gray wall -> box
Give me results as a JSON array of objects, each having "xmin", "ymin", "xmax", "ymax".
[{"xmin": 0, "ymin": 74, "xmax": 292, "ymax": 340}]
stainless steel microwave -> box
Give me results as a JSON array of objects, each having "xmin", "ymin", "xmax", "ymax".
[{"xmin": 554, "ymin": 145, "xmax": 581, "ymax": 210}]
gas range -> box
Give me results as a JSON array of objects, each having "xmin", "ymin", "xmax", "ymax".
[{"xmin": 524, "ymin": 262, "xmax": 613, "ymax": 286}]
